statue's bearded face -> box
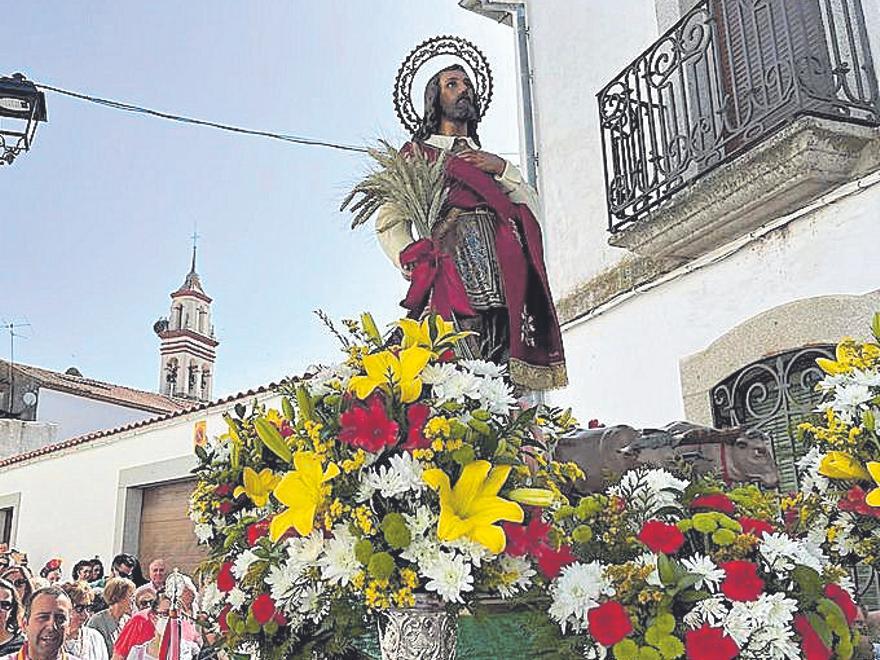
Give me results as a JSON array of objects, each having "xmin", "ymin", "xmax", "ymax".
[{"xmin": 437, "ymin": 69, "xmax": 477, "ymax": 122}]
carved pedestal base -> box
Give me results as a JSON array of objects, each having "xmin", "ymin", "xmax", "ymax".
[{"xmin": 377, "ymin": 594, "xmax": 457, "ymax": 660}]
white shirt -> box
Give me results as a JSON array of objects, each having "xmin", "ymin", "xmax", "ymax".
[
  {"xmin": 374, "ymin": 134, "xmax": 540, "ymax": 270},
  {"xmin": 64, "ymin": 626, "xmax": 108, "ymax": 660}
]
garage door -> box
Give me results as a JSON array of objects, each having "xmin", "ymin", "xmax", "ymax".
[{"xmin": 138, "ymin": 479, "xmax": 207, "ymax": 577}]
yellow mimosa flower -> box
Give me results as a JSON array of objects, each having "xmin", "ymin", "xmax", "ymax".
[
  {"xmin": 270, "ymin": 451, "xmax": 340, "ymax": 541},
  {"xmin": 865, "ymin": 462, "xmax": 880, "ymax": 507},
  {"xmin": 817, "ymin": 451, "xmax": 870, "ymax": 481},
  {"xmin": 507, "ymin": 487, "xmax": 557, "ymax": 507},
  {"xmin": 348, "ymin": 347, "xmax": 431, "ymax": 403},
  {"xmin": 423, "ymin": 460, "xmax": 524, "ymax": 554},
  {"xmin": 233, "ymin": 467, "xmax": 281, "ymax": 508}
]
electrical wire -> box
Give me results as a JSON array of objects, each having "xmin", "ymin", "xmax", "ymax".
[{"xmin": 35, "ymin": 82, "xmax": 370, "ymax": 154}]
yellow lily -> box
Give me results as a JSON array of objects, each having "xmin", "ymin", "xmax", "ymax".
[
  {"xmin": 423, "ymin": 460, "xmax": 524, "ymax": 554},
  {"xmin": 270, "ymin": 451, "xmax": 340, "ymax": 541},
  {"xmin": 399, "ymin": 316, "xmax": 472, "ymax": 354},
  {"xmin": 348, "ymin": 347, "xmax": 431, "ymax": 403},
  {"xmin": 233, "ymin": 467, "xmax": 281, "ymax": 508},
  {"xmin": 866, "ymin": 462, "xmax": 880, "ymax": 507},
  {"xmin": 507, "ymin": 487, "xmax": 557, "ymax": 507},
  {"xmin": 817, "ymin": 451, "xmax": 870, "ymax": 481}
]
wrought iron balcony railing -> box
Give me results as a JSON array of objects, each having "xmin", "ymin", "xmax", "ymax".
[{"xmin": 598, "ymin": 0, "xmax": 880, "ymax": 232}]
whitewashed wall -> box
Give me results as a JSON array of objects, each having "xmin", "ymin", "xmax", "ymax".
[
  {"xmin": 0, "ymin": 391, "xmax": 279, "ymax": 571},
  {"xmin": 36, "ymin": 388, "xmax": 156, "ymax": 441},
  {"xmin": 548, "ymin": 178, "xmax": 880, "ymax": 427}
]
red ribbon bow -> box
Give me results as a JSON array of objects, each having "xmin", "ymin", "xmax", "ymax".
[{"xmin": 400, "ymin": 238, "xmax": 475, "ymax": 319}]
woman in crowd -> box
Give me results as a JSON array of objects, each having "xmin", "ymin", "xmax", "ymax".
[
  {"xmin": 72, "ymin": 559, "xmax": 93, "ymax": 582},
  {"xmin": 39, "ymin": 558, "xmax": 62, "ymax": 583},
  {"xmin": 90, "ymin": 557, "xmax": 105, "ymax": 583},
  {"xmin": 61, "ymin": 581, "xmax": 109, "ymax": 660},
  {"xmin": 112, "ymin": 593, "xmax": 171, "ymax": 660},
  {"xmin": 132, "ymin": 585, "xmax": 156, "ymax": 611},
  {"xmin": 0, "ymin": 578, "xmax": 23, "ymax": 655},
  {"xmin": 0, "ymin": 565, "xmax": 32, "ymax": 608},
  {"xmin": 88, "ymin": 577, "xmax": 135, "ymax": 658}
]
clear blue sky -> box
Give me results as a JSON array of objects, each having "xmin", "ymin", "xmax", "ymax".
[{"xmin": 0, "ymin": 2, "xmax": 518, "ymax": 397}]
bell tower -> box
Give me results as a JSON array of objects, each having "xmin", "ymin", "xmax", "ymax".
[{"xmin": 154, "ymin": 241, "xmax": 218, "ymax": 401}]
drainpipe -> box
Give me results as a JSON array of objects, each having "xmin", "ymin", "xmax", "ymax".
[{"xmin": 478, "ymin": 0, "xmax": 538, "ymax": 187}]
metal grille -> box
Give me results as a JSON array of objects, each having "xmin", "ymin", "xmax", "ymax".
[
  {"xmin": 598, "ymin": 0, "xmax": 880, "ymax": 231},
  {"xmin": 710, "ymin": 345, "xmax": 834, "ymax": 492}
]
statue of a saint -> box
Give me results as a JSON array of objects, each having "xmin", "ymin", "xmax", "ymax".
[{"xmin": 375, "ymin": 42, "xmax": 567, "ymax": 392}]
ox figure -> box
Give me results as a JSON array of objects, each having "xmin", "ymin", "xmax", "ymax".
[{"xmin": 553, "ymin": 421, "xmax": 779, "ymax": 495}]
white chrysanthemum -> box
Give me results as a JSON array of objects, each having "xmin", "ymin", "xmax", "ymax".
[
  {"xmin": 401, "ymin": 508, "xmax": 442, "ymax": 568},
  {"xmin": 460, "ymin": 359, "xmax": 506, "ymax": 378},
  {"xmin": 744, "ymin": 626, "xmax": 800, "ymax": 659},
  {"xmin": 361, "ymin": 452, "xmax": 425, "ymax": 500},
  {"xmin": 633, "ymin": 554, "xmax": 662, "ymax": 587},
  {"xmin": 420, "ymin": 363, "xmax": 458, "ymax": 386},
  {"xmin": 232, "ymin": 549, "xmax": 259, "ymax": 579},
  {"xmin": 752, "ymin": 592, "xmax": 798, "ymax": 629},
  {"xmin": 609, "ymin": 468, "xmax": 688, "ymax": 516},
  {"xmin": 287, "ymin": 530, "xmax": 325, "ymax": 569},
  {"xmin": 319, "ymin": 525, "xmax": 361, "ymax": 586},
  {"xmin": 831, "ymin": 513, "xmax": 858, "ymax": 557},
  {"xmin": 477, "ymin": 376, "xmax": 517, "ymax": 415},
  {"xmin": 304, "ymin": 363, "xmax": 356, "ymax": 396},
  {"xmin": 200, "ymin": 583, "xmax": 223, "ymax": 614},
  {"xmin": 265, "ymin": 561, "xmax": 301, "ymax": 603},
  {"xmin": 423, "ymin": 552, "xmax": 475, "ymax": 604},
  {"xmin": 681, "ymin": 554, "xmax": 725, "ymax": 592},
  {"xmin": 830, "ymin": 382, "xmax": 873, "ymax": 423},
  {"xmin": 723, "ymin": 602, "xmax": 757, "ymax": 646},
  {"xmin": 431, "ymin": 370, "xmax": 482, "ymax": 403},
  {"xmin": 683, "ymin": 596, "xmax": 727, "ymax": 628},
  {"xmin": 496, "ymin": 555, "xmax": 536, "ymax": 598},
  {"xmin": 852, "ymin": 368, "xmax": 880, "ymax": 388},
  {"xmin": 792, "ymin": 538, "xmax": 828, "ymax": 573},
  {"xmin": 296, "ymin": 584, "xmax": 328, "ymax": 624},
  {"xmin": 797, "ymin": 447, "xmax": 829, "ymax": 497},
  {"xmin": 227, "ymin": 588, "xmax": 247, "ymax": 609},
  {"xmin": 759, "ymin": 532, "xmax": 800, "ymax": 574},
  {"xmin": 193, "ymin": 522, "xmax": 214, "ymax": 543},
  {"xmin": 405, "ymin": 506, "xmax": 436, "ymax": 536},
  {"xmin": 446, "ymin": 537, "xmax": 490, "ymax": 567},
  {"xmin": 548, "ymin": 561, "xmax": 613, "ymax": 633}
]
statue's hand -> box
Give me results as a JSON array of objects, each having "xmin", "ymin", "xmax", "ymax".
[
  {"xmin": 401, "ymin": 261, "xmax": 414, "ymax": 281},
  {"xmin": 456, "ymin": 149, "xmax": 506, "ymax": 176}
]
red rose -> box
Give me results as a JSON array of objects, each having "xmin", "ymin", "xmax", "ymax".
[
  {"xmin": 535, "ymin": 542, "xmax": 576, "ymax": 579},
  {"xmin": 251, "ymin": 593, "xmax": 276, "ymax": 625},
  {"xmin": 438, "ymin": 349, "xmax": 456, "ymax": 363},
  {"xmin": 794, "ymin": 614, "xmax": 832, "ymax": 660},
  {"xmin": 247, "ymin": 519, "xmax": 271, "ymax": 546},
  {"xmin": 217, "ymin": 562, "xmax": 235, "ymax": 592},
  {"xmin": 214, "ymin": 484, "xmax": 232, "ymax": 498},
  {"xmin": 218, "ymin": 605, "xmax": 231, "ymax": 634},
  {"xmin": 738, "ymin": 516, "xmax": 774, "ymax": 538},
  {"xmin": 638, "ymin": 520, "xmax": 685, "ymax": 555},
  {"xmin": 272, "ymin": 611, "xmax": 287, "ymax": 626},
  {"xmin": 402, "ymin": 403, "xmax": 431, "ymax": 452},
  {"xmin": 719, "ymin": 561, "xmax": 764, "ymax": 601},
  {"xmin": 685, "ymin": 624, "xmax": 739, "ymax": 660},
  {"xmin": 689, "ymin": 493, "xmax": 735, "ymax": 515},
  {"xmin": 339, "ymin": 395, "xmax": 399, "ymax": 453},
  {"xmin": 824, "ymin": 583, "xmax": 858, "ymax": 625},
  {"xmin": 218, "ymin": 501, "xmax": 234, "ymax": 515},
  {"xmin": 587, "ymin": 601, "xmax": 632, "ymax": 647}
]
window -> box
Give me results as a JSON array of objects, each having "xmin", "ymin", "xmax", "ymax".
[
  {"xmin": 710, "ymin": 345, "xmax": 834, "ymax": 492},
  {"xmin": 0, "ymin": 506, "xmax": 13, "ymax": 545}
]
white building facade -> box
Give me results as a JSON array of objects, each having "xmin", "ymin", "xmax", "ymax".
[{"xmin": 464, "ymin": 0, "xmax": 880, "ymax": 490}]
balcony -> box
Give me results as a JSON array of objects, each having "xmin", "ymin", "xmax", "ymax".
[{"xmin": 598, "ymin": 0, "xmax": 880, "ymax": 258}]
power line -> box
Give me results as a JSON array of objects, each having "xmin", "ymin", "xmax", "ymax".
[{"xmin": 35, "ymin": 82, "xmax": 370, "ymax": 154}]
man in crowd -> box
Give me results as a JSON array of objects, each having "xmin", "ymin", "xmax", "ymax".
[
  {"xmin": 0, "ymin": 585, "xmax": 80, "ymax": 660},
  {"xmin": 147, "ymin": 560, "xmax": 165, "ymax": 594}
]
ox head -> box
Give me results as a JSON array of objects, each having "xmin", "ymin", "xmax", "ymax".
[{"xmin": 721, "ymin": 428, "xmax": 778, "ymax": 488}]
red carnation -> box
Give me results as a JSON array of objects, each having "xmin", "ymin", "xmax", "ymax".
[
  {"xmin": 247, "ymin": 519, "xmax": 271, "ymax": 546},
  {"xmin": 402, "ymin": 403, "xmax": 431, "ymax": 452},
  {"xmin": 838, "ymin": 486, "xmax": 880, "ymax": 518},
  {"xmin": 689, "ymin": 493, "xmax": 735, "ymax": 515},
  {"xmin": 824, "ymin": 583, "xmax": 858, "ymax": 625},
  {"xmin": 503, "ymin": 517, "xmax": 551, "ymax": 557},
  {"xmin": 339, "ymin": 395, "xmax": 399, "ymax": 453},
  {"xmin": 216, "ymin": 562, "xmax": 235, "ymax": 592},
  {"xmin": 685, "ymin": 624, "xmax": 739, "ymax": 660},
  {"xmin": 587, "ymin": 601, "xmax": 632, "ymax": 647},
  {"xmin": 719, "ymin": 561, "xmax": 764, "ymax": 601},
  {"xmin": 218, "ymin": 604, "xmax": 231, "ymax": 634},
  {"xmin": 218, "ymin": 501, "xmax": 234, "ymax": 515},
  {"xmin": 536, "ymin": 542, "xmax": 576, "ymax": 579},
  {"xmin": 638, "ymin": 520, "xmax": 685, "ymax": 555},
  {"xmin": 272, "ymin": 611, "xmax": 287, "ymax": 626},
  {"xmin": 251, "ymin": 593, "xmax": 276, "ymax": 625},
  {"xmin": 438, "ymin": 349, "xmax": 456, "ymax": 363},
  {"xmin": 738, "ymin": 516, "xmax": 774, "ymax": 538},
  {"xmin": 794, "ymin": 614, "xmax": 832, "ymax": 660},
  {"xmin": 214, "ymin": 484, "xmax": 233, "ymax": 498}
]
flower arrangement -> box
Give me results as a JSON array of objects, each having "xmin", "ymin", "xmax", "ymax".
[
  {"xmin": 190, "ymin": 313, "xmax": 583, "ymax": 659},
  {"xmin": 546, "ymin": 468, "xmax": 861, "ymax": 660},
  {"xmin": 790, "ymin": 312, "xmax": 880, "ymax": 569}
]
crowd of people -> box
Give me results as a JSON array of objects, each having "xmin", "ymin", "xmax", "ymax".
[{"xmin": 0, "ymin": 545, "xmax": 221, "ymax": 660}]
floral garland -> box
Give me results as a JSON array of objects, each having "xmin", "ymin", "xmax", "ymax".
[
  {"xmin": 547, "ymin": 468, "xmax": 860, "ymax": 660},
  {"xmin": 790, "ymin": 312, "xmax": 880, "ymax": 570},
  {"xmin": 190, "ymin": 313, "xmax": 582, "ymax": 658}
]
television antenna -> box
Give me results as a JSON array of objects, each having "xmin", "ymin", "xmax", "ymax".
[{"xmin": 1, "ymin": 319, "xmax": 32, "ymax": 418}]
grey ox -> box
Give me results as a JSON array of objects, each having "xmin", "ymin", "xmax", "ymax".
[{"xmin": 553, "ymin": 421, "xmax": 779, "ymax": 495}]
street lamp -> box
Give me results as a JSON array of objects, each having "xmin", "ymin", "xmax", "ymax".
[{"xmin": 0, "ymin": 73, "xmax": 47, "ymax": 165}]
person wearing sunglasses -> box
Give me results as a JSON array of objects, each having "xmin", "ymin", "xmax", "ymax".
[
  {"xmin": 0, "ymin": 577, "xmax": 24, "ymax": 655},
  {"xmin": 0, "ymin": 566, "xmax": 33, "ymax": 609},
  {"xmin": 131, "ymin": 586, "xmax": 156, "ymax": 612},
  {"xmin": 60, "ymin": 582, "xmax": 107, "ymax": 660}
]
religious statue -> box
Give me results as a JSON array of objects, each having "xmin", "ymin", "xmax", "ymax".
[{"xmin": 346, "ymin": 37, "xmax": 567, "ymax": 392}]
